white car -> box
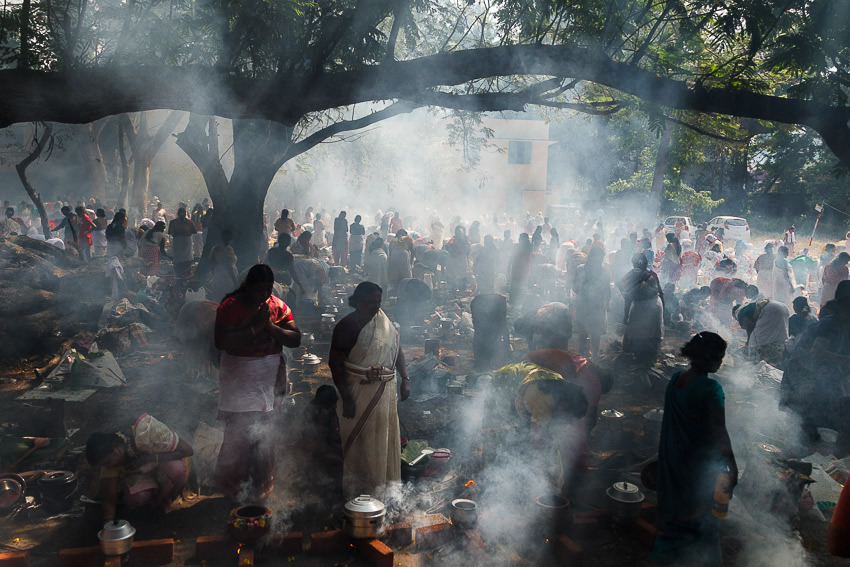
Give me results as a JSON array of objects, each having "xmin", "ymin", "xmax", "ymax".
[
  {"xmin": 663, "ymin": 216, "xmax": 694, "ymax": 239},
  {"xmin": 706, "ymin": 216, "xmax": 750, "ymax": 242}
]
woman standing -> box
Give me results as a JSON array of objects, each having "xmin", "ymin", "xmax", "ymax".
[
  {"xmin": 660, "ymin": 233, "xmax": 682, "ymax": 287},
  {"xmin": 444, "ymin": 226, "xmax": 470, "ymax": 294},
  {"xmin": 139, "ymin": 221, "xmax": 168, "ymax": 276},
  {"xmin": 573, "ymin": 247, "xmax": 610, "ymax": 358},
  {"xmin": 349, "ymin": 215, "xmax": 366, "ymax": 268},
  {"xmin": 617, "ymin": 253, "xmax": 664, "ymax": 362},
  {"xmin": 105, "ymin": 212, "xmax": 127, "ymax": 257},
  {"xmin": 652, "ymin": 332, "xmax": 737, "ymax": 567},
  {"xmin": 332, "ymin": 211, "xmax": 349, "ymax": 266},
  {"xmin": 365, "ymin": 239, "xmax": 389, "ymax": 292},
  {"xmin": 208, "ymin": 229, "xmax": 239, "ymax": 303},
  {"xmin": 772, "ymin": 245, "xmax": 796, "ymax": 305},
  {"xmin": 821, "ymin": 252, "xmax": 850, "ymax": 307},
  {"xmin": 329, "ymin": 282, "xmax": 409, "ymax": 499},
  {"xmin": 754, "ymin": 243, "xmax": 776, "ymax": 298},
  {"xmin": 473, "ymin": 235, "xmax": 498, "ymax": 294},
  {"xmin": 387, "ymin": 229, "xmax": 414, "ymax": 295},
  {"xmin": 214, "ymin": 265, "xmax": 301, "ymax": 501},
  {"xmin": 91, "ymin": 209, "xmax": 108, "ymax": 257}
]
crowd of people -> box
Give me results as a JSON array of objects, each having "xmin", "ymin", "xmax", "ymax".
[{"xmin": 7, "ymin": 193, "xmax": 849, "ymax": 565}]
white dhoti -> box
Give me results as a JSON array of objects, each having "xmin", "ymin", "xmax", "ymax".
[{"xmin": 337, "ymin": 309, "xmax": 401, "ymax": 500}]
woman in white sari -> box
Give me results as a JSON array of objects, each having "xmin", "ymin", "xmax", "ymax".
[{"xmin": 329, "ymin": 282, "xmax": 410, "ymax": 499}]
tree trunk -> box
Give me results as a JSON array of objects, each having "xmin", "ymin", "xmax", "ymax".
[
  {"xmin": 178, "ymin": 118, "xmax": 292, "ymax": 273},
  {"xmin": 649, "ymin": 124, "xmax": 673, "ymax": 219},
  {"xmin": 117, "ymin": 121, "xmax": 130, "ymax": 209},
  {"xmin": 123, "ymin": 111, "xmax": 183, "ymax": 219},
  {"xmin": 73, "ymin": 121, "xmax": 108, "ymax": 202},
  {"xmin": 15, "ymin": 122, "xmax": 53, "ymax": 237}
]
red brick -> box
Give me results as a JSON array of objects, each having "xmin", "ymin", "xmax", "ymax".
[
  {"xmin": 130, "ymin": 539, "xmax": 174, "ymax": 564},
  {"xmin": 554, "ymin": 535, "xmax": 583, "ymax": 566},
  {"xmin": 269, "ymin": 532, "xmax": 303, "ymax": 555},
  {"xmin": 415, "ymin": 522, "xmax": 453, "ymax": 550},
  {"xmin": 195, "ymin": 535, "xmax": 238, "ymax": 560},
  {"xmin": 630, "ymin": 518, "xmax": 658, "ymax": 549},
  {"xmin": 58, "ymin": 546, "xmax": 100, "ymax": 567},
  {"xmin": 640, "ymin": 501, "xmax": 658, "ymax": 522},
  {"xmin": 380, "ymin": 523, "xmax": 412, "ymax": 548},
  {"xmin": 360, "ymin": 539, "xmax": 393, "ymax": 567},
  {"xmin": 309, "ymin": 530, "xmax": 351, "ymax": 554},
  {"xmin": 0, "ymin": 552, "xmax": 30, "ymax": 567},
  {"xmin": 460, "ymin": 529, "xmax": 489, "ymax": 561},
  {"xmin": 566, "ymin": 516, "xmax": 598, "ymax": 540}
]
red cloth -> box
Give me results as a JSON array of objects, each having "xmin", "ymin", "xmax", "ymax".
[
  {"xmin": 78, "ymin": 215, "xmax": 95, "ymax": 247},
  {"xmin": 215, "ymin": 295, "xmax": 293, "ymax": 357},
  {"xmin": 834, "ymin": 482, "xmax": 850, "ymax": 533}
]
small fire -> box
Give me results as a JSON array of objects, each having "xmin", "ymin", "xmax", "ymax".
[
  {"xmin": 464, "ymin": 480, "xmax": 476, "ymax": 488},
  {"xmin": 237, "ymin": 544, "xmax": 243, "ymax": 555}
]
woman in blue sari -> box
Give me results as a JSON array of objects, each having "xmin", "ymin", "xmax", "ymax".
[{"xmin": 652, "ymin": 332, "xmax": 738, "ymax": 566}]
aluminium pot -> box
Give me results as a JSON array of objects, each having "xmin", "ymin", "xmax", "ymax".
[
  {"xmin": 0, "ymin": 474, "xmax": 26, "ymax": 517},
  {"xmin": 98, "ymin": 520, "xmax": 136, "ymax": 556},
  {"xmin": 606, "ymin": 481, "xmax": 645, "ymax": 520},
  {"xmin": 343, "ymin": 495, "xmax": 386, "ymax": 539}
]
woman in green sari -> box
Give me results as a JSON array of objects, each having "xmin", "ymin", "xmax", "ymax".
[{"xmin": 652, "ymin": 332, "xmax": 738, "ymax": 567}]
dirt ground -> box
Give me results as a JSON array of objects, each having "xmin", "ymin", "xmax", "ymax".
[{"xmin": 0, "ymin": 282, "xmax": 846, "ymax": 567}]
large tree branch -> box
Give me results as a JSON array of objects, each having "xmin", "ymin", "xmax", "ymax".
[
  {"xmin": 2, "ymin": 44, "xmax": 850, "ymax": 163},
  {"xmin": 280, "ymin": 101, "xmax": 420, "ymax": 165}
]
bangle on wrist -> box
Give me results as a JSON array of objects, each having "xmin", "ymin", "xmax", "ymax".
[{"xmin": 401, "ymin": 376, "xmax": 409, "ymax": 380}]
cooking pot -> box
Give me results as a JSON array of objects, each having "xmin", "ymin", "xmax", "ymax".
[
  {"xmin": 450, "ymin": 499, "xmax": 478, "ymax": 529},
  {"xmin": 98, "ymin": 520, "xmax": 136, "ymax": 556},
  {"xmin": 606, "ymin": 481, "xmax": 645, "ymax": 520},
  {"xmin": 343, "ymin": 495, "xmax": 386, "ymax": 539},
  {"xmin": 228, "ymin": 505, "xmax": 272, "ymax": 545},
  {"xmin": 38, "ymin": 470, "xmax": 77, "ymax": 513},
  {"xmin": 302, "ymin": 354, "xmax": 321, "ymax": 374},
  {"xmin": 642, "ymin": 409, "xmax": 664, "ymax": 442},
  {"xmin": 598, "ymin": 409, "xmax": 625, "ymax": 446},
  {"xmin": 0, "ymin": 474, "xmax": 26, "ymax": 517},
  {"xmin": 534, "ymin": 494, "xmax": 571, "ymax": 535}
]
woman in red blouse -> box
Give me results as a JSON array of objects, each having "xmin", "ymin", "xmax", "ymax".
[{"xmin": 214, "ymin": 264, "xmax": 301, "ymax": 501}]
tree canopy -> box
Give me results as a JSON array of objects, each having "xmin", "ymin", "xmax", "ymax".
[{"xmin": 0, "ymin": 0, "xmax": 848, "ymax": 160}]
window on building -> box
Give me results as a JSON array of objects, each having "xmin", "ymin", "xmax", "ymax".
[{"xmin": 508, "ymin": 140, "xmax": 532, "ymax": 164}]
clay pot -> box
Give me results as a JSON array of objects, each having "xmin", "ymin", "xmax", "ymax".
[{"xmin": 228, "ymin": 505, "xmax": 272, "ymax": 545}]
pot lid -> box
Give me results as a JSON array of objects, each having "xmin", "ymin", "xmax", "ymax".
[
  {"xmin": 607, "ymin": 482, "xmax": 645, "ymax": 503},
  {"xmin": 344, "ymin": 495, "xmax": 386, "ymax": 517},
  {"xmin": 98, "ymin": 520, "xmax": 136, "ymax": 541},
  {"xmin": 600, "ymin": 409, "xmax": 625, "ymax": 419},
  {"xmin": 643, "ymin": 409, "xmax": 664, "ymax": 422},
  {"xmin": 38, "ymin": 470, "xmax": 77, "ymax": 486}
]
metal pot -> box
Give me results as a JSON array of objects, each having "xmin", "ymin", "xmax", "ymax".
[
  {"xmin": 302, "ymin": 354, "xmax": 321, "ymax": 374},
  {"xmin": 642, "ymin": 409, "xmax": 664, "ymax": 442},
  {"xmin": 38, "ymin": 470, "xmax": 77, "ymax": 513},
  {"xmin": 598, "ymin": 409, "xmax": 625, "ymax": 446},
  {"xmin": 98, "ymin": 520, "xmax": 136, "ymax": 556},
  {"xmin": 606, "ymin": 481, "xmax": 645, "ymax": 520},
  {"xmin": 450, "ymin": 499, "xmax": 478, "ymax": 529},
  {"xmin": 534, "ymin": 494, "xmax": 571, "ymax": 535},
  {"xmin": 343, "ymin": 495, "xmax": 386, "ymax": 539},
  {"xmin": 0, "ymin": 474, "xmax": 26, "ymax": 517}
]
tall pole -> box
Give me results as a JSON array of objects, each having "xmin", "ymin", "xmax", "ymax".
[{"xmin": 809, "ymin": 203, "xmax": 824, "ymax": 247}]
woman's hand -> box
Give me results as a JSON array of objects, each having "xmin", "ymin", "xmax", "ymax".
[
  {"xmin": 400, "ymin": 378, "xmax": 411, "ymax": 401},
  {"xmin": 341, "ymin": 395, "xmax": 356, "ymax": 419}
]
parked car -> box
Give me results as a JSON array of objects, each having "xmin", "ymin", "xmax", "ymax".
[
  {"xmin": 706, "ymin": 216, "xmax": 751, "ymax": 242},
  {"xmin": 663, "ymin": 216, "xmax": 694, "ymax": 239}
]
